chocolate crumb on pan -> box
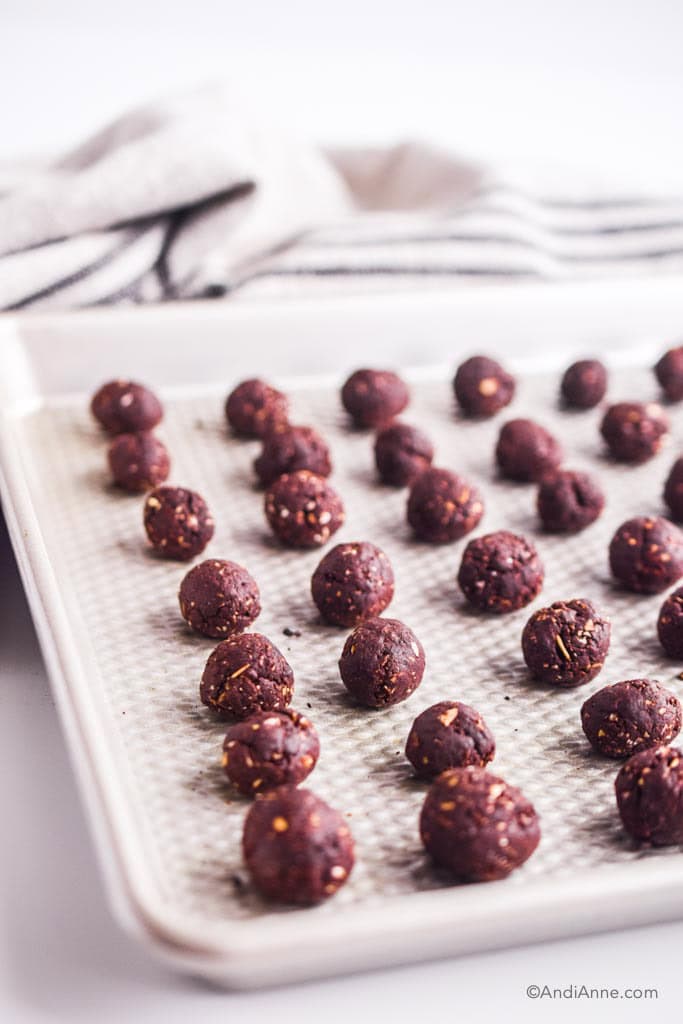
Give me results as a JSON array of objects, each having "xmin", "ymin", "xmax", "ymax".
[
  {"xmin": 225, "ymin": 378, "xmax": 289, "ymax": 438},
  {"xmin": 495, "ymin": 418, "xmax": 563, "ymax": 483},
  {"xmin": 200, "ymin": 633, "xmax": 294, "ymax": 718},
  {"xmin": 453, "ymin": 355, "xmax": 516, "ymax": 418},
  {"xmin": 374, "ymin": 421, "xmax": 434, "ymax": 487},
  {"xmin": 178, "ymin": 559, "xmax": 261, "ymax": 638},
  {"xmin": 521, "ymin": 598, "xmax": 611, "ymax": 687},
  {"xmin": 658, "ymin": 586, "xmax": 683, "ymax": 658},
  {"xmin": 609, "ymin": 515, "xmax": 683, "ymax": 594},
  {"xmin": 664, "ymin": 457, "xmax": 683, "ymax": 522},
  {"xmin": 406, "ymin": 701, "xmax": 495, "ymax": 778},
  {"xmin": 615, "ymin": 745, "xmax": 683, "ymax": 845},
  {"xmin": 91, "ymin": 379, "xmax": 163, "ymax": 435},
  {"xmin": 242, "ymin": 786, "xmax": 355, "ymax": 903},
  {"xmin": 419, "ymin": 766, "xmax": 540, "ymax": 881},
  {"xmin": 254, "ymin": 424, "xmax": 332, "ymax": 487},
  {"xmin": 457, "ymin": 530, "xmax": 544, "ymax": 613},
  {"xmin": 560, "ymin": 359, "xmax": 607, "ymax": 409},
  {"xmin": 222, "ymin": 709, "xmax": 320, "ymax": 795},
  {"xmin": 311, "ymin": 541, "xmax": 395, "ymax": 627},
  {"xmin": 407, "ymin": 467, "xmax": 484, "ymax": 543},
  {"xmin": 143, "ymin": 485, "xmax": 214, "ymax": 561},
  {"xmin": 655, "ymin": 346, "xmax": 683, "ymax": 402},
  {"xmin": 581, "ymin": 679, "xmax": 682, "ymax": 758},
  {"xmin": 537, "ymin": 469, "xmax": 605, "ymax": 533},
  {"xmin": 264, "ymin": 470, "xmax": 344, "ymax": 548},
  {"xmin": 341, "ymin": 368, "xmax": 409, "ymax": 429},
  {"xmin": 338, "ymin": 617, "xmax": 425, "ymax": 708},
  {"xmin": 108, "ymin": 431, "xmax": 170, "ymax": 493},
  {"xmin": 600, "ymin": 401, "xmax": 669, "ymax": 463}
]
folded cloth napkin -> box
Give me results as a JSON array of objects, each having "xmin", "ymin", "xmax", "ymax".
[{"xmin": 2, "ymin": 86, "xmax": 683, "ymax": 311}]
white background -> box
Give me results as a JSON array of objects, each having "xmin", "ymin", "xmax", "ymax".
[{"xmin": 2, "ymin": 2, "xmax": 683, "ymax": 1021}]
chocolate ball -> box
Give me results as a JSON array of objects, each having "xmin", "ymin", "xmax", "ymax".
[
  {"xmin": 600, "ymin": 401, "xmax": 669, "ymax": 464},
  {"xmin": 178, "ymin": 559, "xmax": 260, "ymax": 638},
  {"xmin": 225, "ymin": 378, "xmax": 289, "ymax": 438},
  {"xmin": 521, "ymin": 599, "xmax": 611, "ymax": 688},
  {"xmin": 609, "ymin": 516, "xmax": 683, "ymax": 594},
  {"xmin": 458, "ymin": 530, "xmax": 544, "ymax": 614},
  {"xmin": 200, "ymin": 633, "xmax": 294, "ymax": 718},
  {"xmin": 222, "ymin": 709, "xmax": 320, "ymax": 795},
  {"xmin": 338, "ymin": 617, "xmax": 425, "ymax": 708},
  {"xmin": 615, "ymin": 746, "xmax": 683, "ymax": 845},
  {"xmin": 419, "ymin": 766, "xmax": 540, "ymax": 881},
  {"xmin": 560, "ymin": 359, "xmax": 608, "ymax": 409},
  {"xmin": 495, "ymin": 418, "xmax": 563, "ymax": 482},
  {"xmin": 374, "ymin": 421, "xmax": 435, "ymax": 487},
  {"xmin": 143, "ymin": 485, "xmax": 214, "ymax": 561},
  {"xmin": 453, "ymin": 355, "xmax": 516, "ymax": 418},
  {"xmin": 242, "ymin": 787, "xmax": 355, "ymax": 904},
  {"xmin": 658, "ymin": 587, "xmax": 683, "ymax": 658},
  {"xmin": 405, "ymin": 701, "xmax": 495, "ymax": 779},
  {"xmin": 537, "ymin": 469, "xmax": 605, "ymax": 533},
  {"xmin": 107, "ymin": 431, "xmax": 170, "ymax": 493},
  {"xmin": 581, "ymin": 680, "xmax": 682, "ymax": 759},
  {"xmin": 655, "ymin": 347, "xmax": 683, "ymax": 402},
  {"xmin": 311, "ymin": 541, "xmax": 395, "ymax": 627},
  {"xmin": 254, "ymin": 424, "xmax": 332, "ymax": 487},
  {"xmin": 664, "ymin": 457, "xmax": 683, "ymax": 522},
  {"xmin": 341, "ymin": 369, "xmax": 409, "ymax": 429},
  {"xmin": 264, "ymin": 470, "xmax": 344, "ymax": 548},
  {"xmin": 91, "ymin": 379, "xmax": 163, "ymax": 435},
  {"xmin": 407, "ymin": 468, "xmax": 484, "ymax": 544}
]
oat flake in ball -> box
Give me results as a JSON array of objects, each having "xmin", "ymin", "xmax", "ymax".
[
  {"xmin": 200, "ymin": 632, "xmax": 294, "ymax": 719},
  {"xmin": 311, "ymin": 541, "xmax": 395, "ymax": 627},
  {"xmin": 338, "ymin": 617, "xmax": 425, "ymax": 708},
  {"xmin": 222, "ymin": 709, "xmax": 320, "ymax": 795},
  {"xmin": 108, "ymin": 431, "xmax": 170, "ymax": 493},
  {"xmin": 407, "ymin": 467, "xmax": 484, "ymax": 544},
  {"xmin": 615, "ymin": 745, "xmax": 683, "ymax": 846},
  {"xmin": 264, "ymin": 470, "xmax": 344, "ymax": 548},
  {"xmin": 178, "ymin": 559, "xmax": 260, "ymax": 638},
  {"xmin": 581, "ymin": 679, "xmax": 682, "ymax": 758},
  {"xmin": 143, "ymin": 485, "xmax": 214, "ymax": 561},
  {"xmin": 609, "ymin": 515, "xmax": 683, "ymax": 594},
  {"xmin": 521, "ymin": 598, "xmax": 611, "ymax": 687},
  {"xmin": 406, "ymin": 701, "xmax": 495, "ymax": 779}
]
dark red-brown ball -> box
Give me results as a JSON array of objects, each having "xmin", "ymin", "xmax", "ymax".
[
  {"xmin": 91, "ymin": 379, "xmax": 163, "ymax": 435},
  {"xmin": 407, "ymin": 467, "xmax": 484, "ymax": 543},
  {"xmin": 615, "ymin": 746, "xmax": 683, "ymax": 845},
  {"xmin": 374, "ymin": 421, "xmax": 434, "ymax": 487},
  {"xmin": 600, "ymin": 401, "xmax": 669, "ymax": 464},
  {"xmin": 496, "ymin": 418, "xmax": 563, "ymax": 482},
  {"xmin": 560, "ymin": 359, "xmax": 607, "ymax": 409},
  {"xmin": 453, "ymin": 355, "xmax": 516, "ymax": 418},
  {"xmin": 222, "ymin": 709, "xmax": 320, "ymax": 795},
  {"xmin": 264, "ymin": 470, "xmax": 344, "ymax": 548},
  {"xmin": 200, "ymin": 633, "xmax": 294, "ymax": 718},
  {"xmin": 311, "ymin": 541, "xmax": 395, "ymax": 627},
  {"xmin": 339, "ymin": 617, "xmax": 425, "ymax": 708},
  {"xmin": 609, "ymin": 516, "xmax": 683, "ymax": 594},
  {"xmin": 178, "ymin": 559, "xmax": 260, "ymax": 638},
  {"xmin": 457, "ymin": 530, "xmax": 544, "ymax": 613},
  {"xmin": 143, "ymin": 485, "xmax": 214, "ymax": 561},
  {"xmin": 225, "ymin": 378, "xmax": 289, "ymax": 438},
  {"xmin": 341, "ymin": 369, "xmax": 409, "ymax": 429},
  {"xmin": 406, "ymin": 701, "xmax": 495, "ymax": 779},
  {"xmin": 107, "ymin": 431, "xmax": 170, "ymax": 493},
  {"xmin": 655, "ymin": 347, "xmax": 683, "ymax": 402},
  {"xmin": 254, "ymin": 424, "xmax": 332, "ymax": 487},
  {"xmin": 537, "ymin": 469, "xmax": 605, "ymax": 533}
]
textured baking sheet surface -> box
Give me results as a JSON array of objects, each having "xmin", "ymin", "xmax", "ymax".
[{"xmin": 12, "ymin": 364, "xmax": 683, "ymax": 933}]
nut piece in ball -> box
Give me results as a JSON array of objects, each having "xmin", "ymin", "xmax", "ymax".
[
  {"xmin": 225, "ymin": 378, "xmax": 289, "ymax": 438},
  {"xmin": 91, "ymin": 379, "xmax": 163, "ymax": 435},
  {"xmin": 560, "ymin": 359, "xmax": 607, "ymax": 409},
  {"xmin": 339, "ymin": 617, "xmax": 425, "ymax": 708},
  {"xmin": 374, "ymin": 421, "xmax": 434, "ymax": 487},
  {"xmin": 108, "ymin": 431, "xmax": 170, "ymax": 493},
  {"xmin": 655, "ymin": 347, "xmax": 683, "ymax": 402},
  {"xmin": 600, "ymin": 401, "xmax": 669, "ymax": 463},
  {"xmin": 179, "ymin": 559, "xmax": 260, "ymax": 638},
  {"xmin": 311, "ymin": 541, "xmax": 395, "ymax": 627},
  {"xmin": 615, "ymin": 746, "xmax": 683, "ymax": 845},
  {"xmin": 453, "ymin": 355, "xmax": 516, "ymax": 418},
  {"xmin": 264, "ymin": 470, "xmax": 344, "ymax": 548},
  {"xmin": 341, "ymin": 368, "xmax": 409, "ymax": 429},
  {"xmin": 658, "ymin": 586, "xmax": 683, "ymax": 658},
  {"xmin": 222, "ymin": 709, "xmax": 320, "ymax": 795},
  {"xmin": 495, "ymin": 418, "xmax": 563, "ymax": 482},
  {"xmin": 457, "ymin": 530, "xmax": 544, "ymax": 613},
  {"xmin": 200, "ymin": 633, "xmax": 294, "ymax": 718},
  {"xmin": 521, "ymin": 598, "xmax": 611, "ymax": 687},
  {"xmin": 254, "ymin": 424, "xmax": 332, "ymax": 487},
  {"xmin": 143, "ymin": 485, "xmax": 214, "ymax": 561},
  {"xmin": 581, "ymin": 680, "xmax": 682, "ymax": 758},
  {"xmin": 242, "ymin": 786, "xmax": 355, "ymax": 903},
  {"xmin": 537, "ymin": 469, "xmax": 605, "ymax": 533},
  {"xmin": 407, "ymin": 467, "xmax": 484, "ymax": 544},
  {"xmin": 406, "ymin": 701, "xmax": 495, "ymax": 779},
  {"xmin": 609, "ymin": 516, "xmax": 683, "ymax": 594},
  {"xmin": 419, "ymin": 766, "xmax": 540, "ymax": 881}
]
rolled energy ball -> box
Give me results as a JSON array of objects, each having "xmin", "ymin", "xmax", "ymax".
[
  {"xmin": 338, "ymin": 617, "xmax": 425, "ymax": 708},
  {"xmin": 91, "ymin": 379, "xmax": 163, "ymax": 435},
  {"xmin": 655, "ymin": 346, "xmax": 683, "ymax": 402},
  {"xmin": 615, "ymin": 745, "xmax": 683, "ymax": 845},
  {"xmin": 560, "ymin": 359, "xmax": 608, "ymax": 409},
  {"xmin": 143, "ymin": 485, "xmax": 214, "ymax": 561},
  {"xmin": 341, "ymin": 368, "xmax": 409, "ymax": 429},
  {"xmin": 225, "ymin": 378, "xmax": 289, "ymax": 438},
  {"xmin": 664, "ymin": 457, "xmax": 683, "ymax": 522},
  {"xmin": 537, "ymin": 469, "xmax": 605, "ymax": 533},
  {"xmin": 419, "ymin": 766, "xmax": 540, "ymax": 881},
  {"xmin": 495, "ymin": 418, "xmax": 563, "ymax": 483},
  {"xmin": 581, "ymin": 680, "xmax": 682, "ymax": 759},
  {"xmin": 243, "ymin": 786, "xmax": 355, "ymax": 904},
  {"xmin": 405, "ymin": 701, "xmax": 495, "ymax": 779},
  {"xmin": 264, "ymin": 470, "xmax": 344, "ymax": 548},
  {"xmin": 374, "ymin": 421, "xmax": 435, "ymax": 487},
  {"xmin": 521, "ymin": 598, "xmax": 611, "ymax": 688},
  {"xmin": 407, "ymin": 467, "xmax": 484, "ymax": 544},
  {"xmin": 178, "ymin": 559, "xmax": 261, "ymax": 638},
  {"xmin": 311, "ymin": 541, "xmax": 395, "ymax": 627},
  {"xmin": 453, "ymin": 355, "xmax": 516, "ymax": 418},
  {"xmin": 609, "ymin": 516, "xmax": 683, "ymax": 594},
  {"xmin": 600, "ymin": 401, "xmax": 669, "ymax": 464},
  {"xmin": 200, "ymin": 632, "xmax": 294, "ymax": 718},
  {"xmin": 107, "ymin": 431, "xmax": 170, "ymax": 493},
  {"xmin": 458, "ymin": 530, "xmax": 544, "ymax": 614},
  {"xmin": 222, "ymin": 709, "xmax": 320, "ymax": 795},
  {"xmin": 254, "ymin": 424, "xmax": 332, "ymax": 487},
  {"xmin": 658, "ymin": 587, "xmax": 683, "ymax": 658}
]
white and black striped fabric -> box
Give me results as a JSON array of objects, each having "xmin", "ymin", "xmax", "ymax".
[{"xmin": 2, "ymin": 88, "xmax": 682, "ymax": 311}]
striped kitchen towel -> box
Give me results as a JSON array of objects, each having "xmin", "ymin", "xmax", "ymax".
[{"xmin": 1, "ymin": 86, "xmax": 682, "ymax": 312}]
